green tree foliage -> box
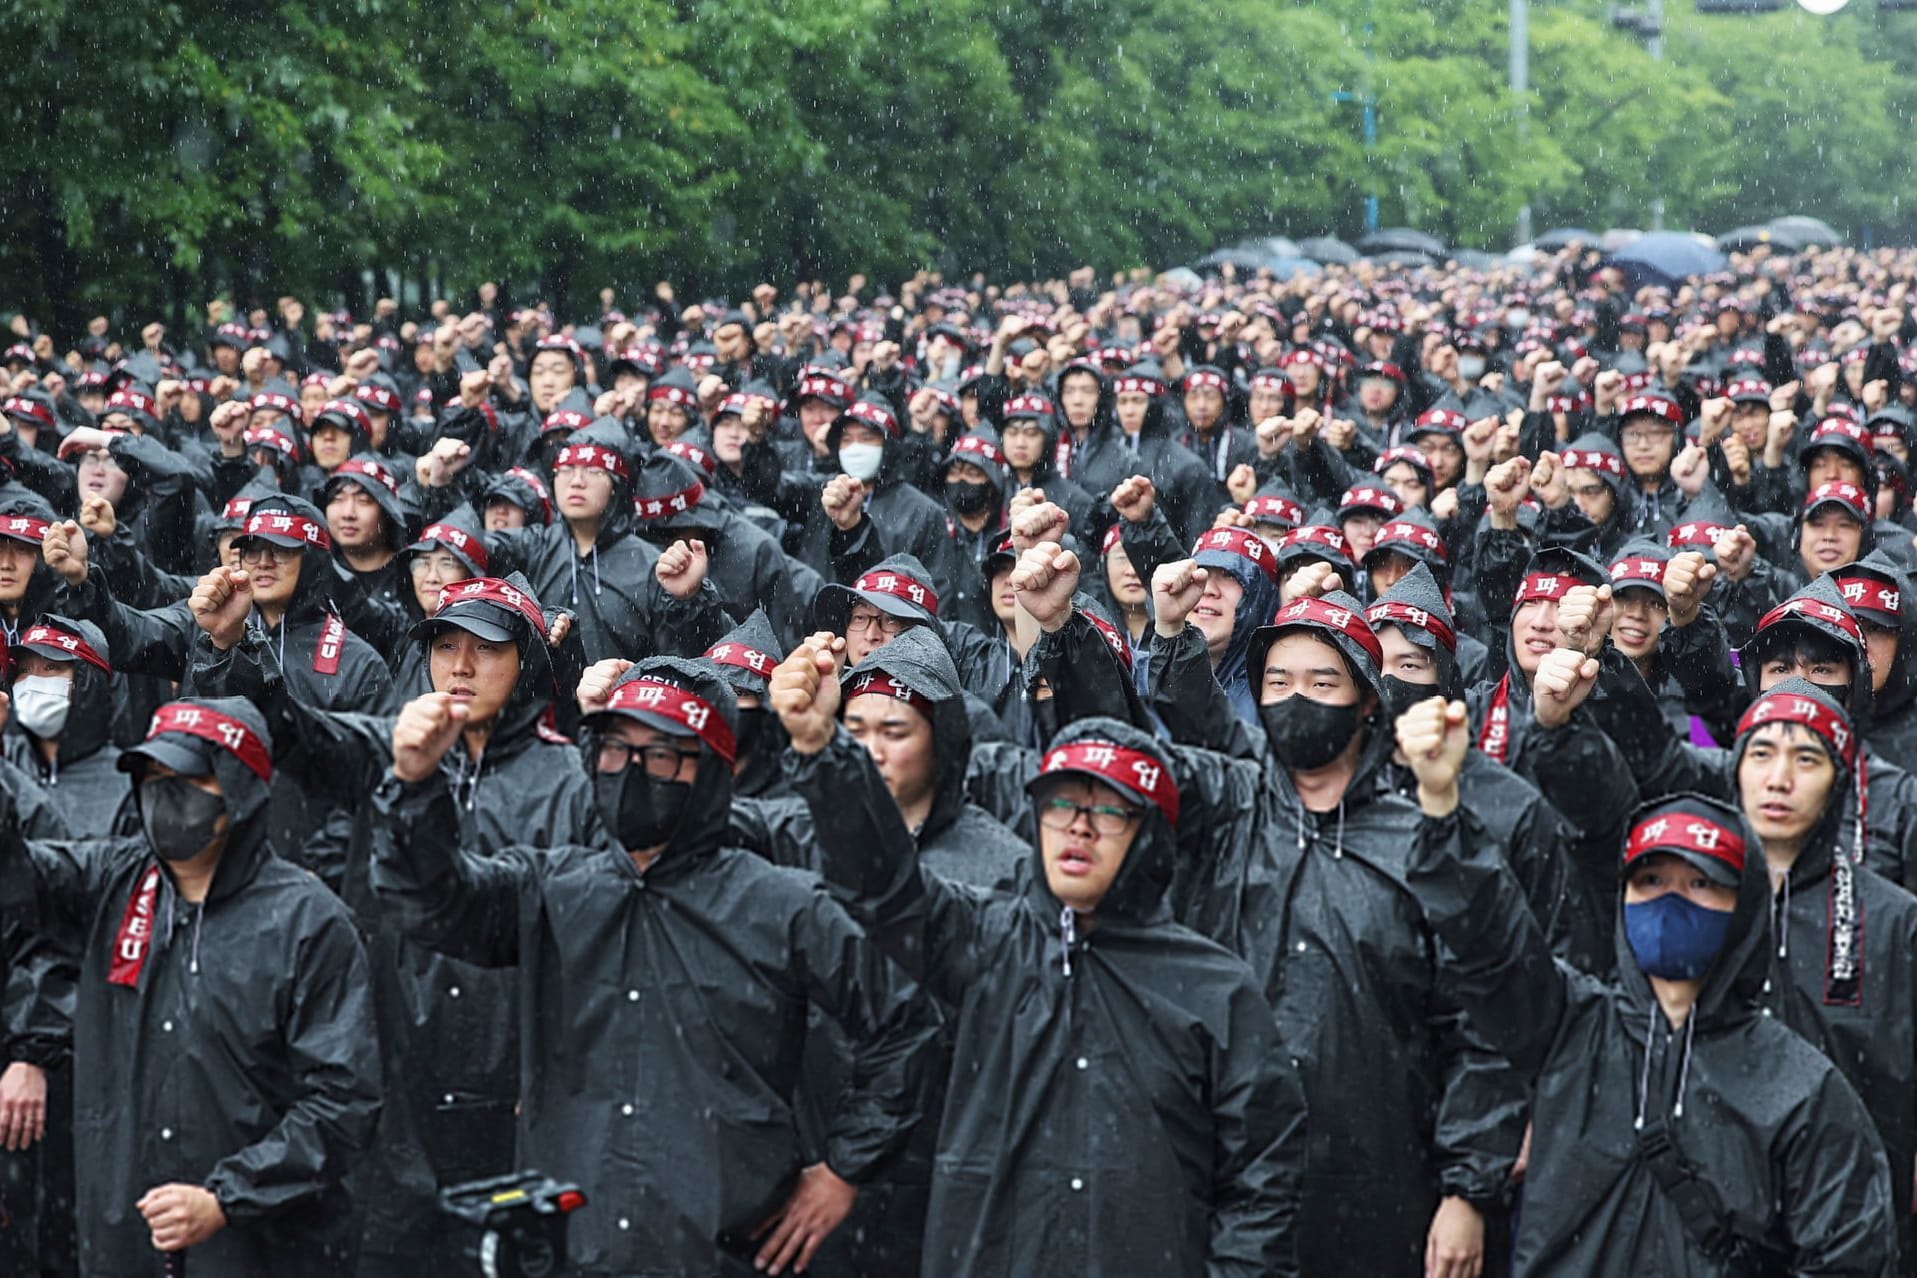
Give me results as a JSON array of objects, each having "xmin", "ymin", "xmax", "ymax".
[{"xmin": 4, "ymin": 0, "xmax": 1917, "ymax": 327}]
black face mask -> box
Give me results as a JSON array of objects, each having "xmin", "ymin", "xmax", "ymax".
[
  {"xmin": 734, "ymin": 706, "xmax": 771, "ymax": 763},
  {"xmin": 1259, "ymin": 695, "xmax": 1366, "ymax": 771},
  {"xmin": 947, "ymin": 480, "xmax": 996, "ymax": 516},
  {"xmin": 1378, "ymin": 674, "xmax": 1438, "ymax": 724},
  {"xmin": 595, "ymin": 769, "xmax": 691, "ymax": 852},
  {"xmin": 141, "ymin": 775, "xmax": 228, "ymax": 862}
]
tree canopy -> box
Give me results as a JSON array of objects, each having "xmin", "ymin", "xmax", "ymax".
[{"xmin": 3, "ymin": 0, "xmax": 1915, "ymax": 327}]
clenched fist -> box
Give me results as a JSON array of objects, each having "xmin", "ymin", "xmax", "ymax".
[
  {"xmin": 1532, "ymin": 647, "xmax": 1600, "ymax": 730},
  {"xmin": 655, "ymin": 539, "xmax": 709, "ymax": 600},
  {"xmin": 188, "ymin": 566, "xmax": 254, "ymax": 651},
  {"xmin": 770, "ymin": 641, "xmax": 844, "ymax": 756},
  {"xmin": 1010, "ymin": 542, "xmax": 1080, "ymax": 633},
  {"xmin": 391, "ymin": 691, "xmax": 470, "ymax": 783},
  {"xmin": 1394, "ymin": 696, "xmax": 1469, "ymax": 816},
  {"xmin": 1151, "ymin": 560, "xmax": 1209, "ymax": 638}
]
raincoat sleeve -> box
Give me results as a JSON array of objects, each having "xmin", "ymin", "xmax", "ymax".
[
  {"xmin": 787, "ymin": 886, "xmax": 940, "ymax": 1184},
  {"xmin": 1518, "ymin": 692, "xmax": 1642, "ymax": 840},
  {"xmin": 1578, "ymin": 650, "xmax": 1732, "ymax": 805},
  {"xmin": 962, "ymin": 740, "xmax": 1038, "ymax": 832},
  {"xmin": 2, "ymin": 912, "xmax": 72, "ymax": 1070},
  {"xmin": 726, "ymin": 795, "xmax": 816, "ymax": 871},
  {"xmin": 369, "ymin": 771, "xmax": 527, "ymax": 968},
  {"xmin": 1145, "ymin": 623, "xmax": 1263, "ymax": 759},
  {"xmin": 1506, "ymin": 791, "xmax": 1607, "ymax": 972},
  {"xmin": 1429, "ymin": 995, "xmax": 1527, "ymax": 1206},
  {"xmin": 188, "ymin": 630, "xmax": 390, "ymax": 802},
  {"xmin": 0, "ymin": 791, "xmax": 134, "ymax": 935},
  {"xmin": 202, "ymin": 910, "xmax": 382, "ymax": 1222},
  {"xmin": 651, "ymin": 577, "xmax": 736, "ymax": 659},
  {"xmin": 1659, "ymin": 605, "xmax": 1745, "ymax": 741},
  {"xmin": 0, "ymin": 432, "xmax": 72, "ymax": 511},
  {"xmin": 1028, "ymin": 611, "xmax": 1154, "ymax": 732},
  {"xmin": 88, "ymin": 524, "xmax": 198, "ymax": 608},
  {"xmin": 783, "ymin": 727, "xmax": 994, "ymax": 1007},
  {"xmin": 1207, "ymin": 979, "xmax": 1309, "ymax": 1278},
  {"xmin": 55, "ymin": 570, "xmax": 193, "ymax": 681},
  {"xmin": 1405, "ymin": 808, "xmax": 1572, "ymax": 1082},
  {"xmin": 1778, "ymin": 1067, "xmax": 1900, "ymax": 1275},
  {"xmin": 1284, "ymin": 436, "xmax": 1359, "ymax": 509},
  {"xmin": 108, "ymin": 432, "xmax": 204, "ymax": 562}
]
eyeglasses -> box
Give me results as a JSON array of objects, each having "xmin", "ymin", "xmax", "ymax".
[
  {"xmin": 236, "ymin": 543, "xmax": 302, "ymax": 566},
  {"xmin": 1037, "ymin": 796, "xmax": 1143, "ymax": 836},
  {"xmin": 846, "ymin": 611, "xmax": 909, "ymax": 637},
  {"xmin": 595, "ymin": 737, "xmax": 701, "ymax": 780},
  {"xmin": 1620, "ymin": 428, "xmax": 1671, "ymax": 446}
]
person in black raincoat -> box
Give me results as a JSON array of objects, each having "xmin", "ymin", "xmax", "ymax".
[
  {"xmin": 811, "ymin": 551, "xmax": 1014, "ymax": 738},
  {"xmin": 0, "ymin": 614, "xmax": 132, "ymax": 838},
  {"xmin": 0, "ymin": 696, "xmax": 381, "ymax": 1275},
  {"xmin": 1068, "ymin": 362, "xmax": 1217, "ymax": 547},
  {"xmin": 993, "ymin": 387, "xmax": 1096, "ymax": 538},
  {"xmin": 702, "ymin": 607, "xmax": 790, "ymax": 799},
  {"xmin": 1014, "ymin": 539, "xmax": 1527, "ymax": 1276},
  {"xmin": 45, "ymin": 494, "xmax": 397, "ymax": 883},
  {"xmin": 1836, "ymin": 550, "xmax": 1917, "ymax": 763},
  {"xmin": 769, "ymin": 635, "xmax": 1309, "ymax": 1277},
  {"xmin": 1397, "ymin": 691, "xmax": 1897, "ymax": 1274},
  {"xmin": 370, "ymin": 657, "xmax": 940, "ymax": 1278},
  {"xmin": 184, "ymin": 564, "xmax": 595, "ymax": 1275}
]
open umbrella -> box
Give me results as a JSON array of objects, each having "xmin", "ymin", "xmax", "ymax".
[
  {"xmin": 1359, "ymin": 227, "xmax": 1446, "ymax": 257},
  {"xmin": 1158, "ymin": 267, "xmax": 1203, "ymax": 292},
  {"xmin": 1533, "ymin": 228, "xmax": 1600, "ymax": 252},
  {"xmin": 1609, "ymin": 232, "xmax": 1728, "ymax": 287},
  {"xmin": 1358, "ymin": 249, "xmax": 1439, "ymax": 269},
  {"xmin": 1237, "ymin": 236, "xmax": 1304, "ymax": 262},
  {"xmin": 1265, "ymin": 257, "xmax": 1322, "ymax": 281},
  {"xmin": 1716, "ymin": 225, "xmax": 1805, "ymax": 254},
  {"xmin": 1298, "ymin": 236, "xmax": 1360, "ymax": 265},
  {"xmin": 1196, "ymin": 248, "xmax": 1270, "ymax": 272},
  {"xmin": 1448, "ymin": 249, "xmax": 1503, "ymax": 271},
  {"xmin": 1769, "ymin": 215, "xmax": 1843, "ymax": 248}
]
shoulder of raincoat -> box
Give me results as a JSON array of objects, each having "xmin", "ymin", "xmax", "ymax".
[
  {"xmin": 782, "ymin": 719, "xmax": 1309, "ymax": 1277},
  {"xmin": 1406, "ymin": 801, "xmax": 1898, "ymax": 1275},
  {"xmin": 367, "ymin": 741, "xmax": 940, "ymax": 1276}
]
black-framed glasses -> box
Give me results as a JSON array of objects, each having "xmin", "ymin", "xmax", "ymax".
[
  {"xmin": 846, "ymin": 610, "xmax": 909, "ymax": 637},
  {"xmin": 236, "ymin": 542, "xmax": 303, "ymax": 566},
  {"xmin": 1037, "ymin": 796, "xmax": 1143, "ymax": 836},
  {"xmin": 595, "ymin": 737, "xmax": 701, "ymax": 780}
]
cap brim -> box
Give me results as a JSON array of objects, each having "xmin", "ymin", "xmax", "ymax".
[
  {"xmin": 1803, "ymin": 497, "xmax": 1866, "ymax": 522},
  {"xmin": 118, "ymin": 735, "xmax": 214, "ymax": 778},
  {"xmin": 1612, "ymin": 578, "xmax": 1668, "ymax": 601},
  {"xmin": 1639, "ymin": 846, "xmax": 1740, "ymax": 887},
  {"xmin": 583, "ymin": 706, "xmax": 701, "ymax": 741},
  {"xmin": 412, "ymin": 611, "xmax": 516, "ymax": 644},
  {"xmin": 232, "ymin": 532, "xmax": 310, "ymax": 550}
]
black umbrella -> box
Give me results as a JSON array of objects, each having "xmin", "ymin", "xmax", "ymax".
[
  {"xmin": 1716, "ymin": 225, "xmax": 1805, "ymax": 253},
  {"xmin": 1358, "ymin": 249, "xmax": 1439, "ymax": 269},
  {"xmin": 1195, "ymin": 248, "xmax": 1270, "ymax": 272},
  {"xmin": 1359, "ymin": 227, "xmax": 1446, "ymax": 257},
  {"xmin": 1298, "ymin": 236, "xmax": 1361, "ymax": 265},
  {"xmin": 1533, "ymin": 227, "xmax": 1599, "ymax": 252},
  {"xmin": 1449, "ymin": 249, "xmax": 1503, "ymax": 270},
  {"xmin": 1769, "ymin": 215, "xmax": 1843, "ymax": 248}
]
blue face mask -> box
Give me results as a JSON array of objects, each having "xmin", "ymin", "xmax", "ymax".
[{"xmin": 1625, "ymin": 891, "xmax": 1734, "ymax": 981}]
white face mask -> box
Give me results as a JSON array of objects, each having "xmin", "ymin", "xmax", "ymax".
[
  {"xmin": 12, "ymin": 674, "xmax": 72, "ymax": 739},
  {"xmin": 1458, "ymin": 354, "xmax": 1488, "ymax": 382},
  {"xmin": 838, "ymin": 443, "xmax": 884, "ymax": 482},
  {"xmin": 1506, "ymin": 309, "xmax": 1533, "ymax": 330}
]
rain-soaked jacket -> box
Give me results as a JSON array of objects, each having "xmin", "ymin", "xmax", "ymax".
[
  {"xmin": 185, "ymin": 579, "xmax": 598, "ymax": 1265},
  {"xmin": 370, "ymin": 657, "xmax": 939, "ymax": 1277},
  {"xmin": 1406, "ymin": 790, "xmax": 1897, "ymax": 1274},
  {"xmin": 483, "ymin": 421, "xmax": 735, "ymax": 664},
  {"xmin": 1034, "ymin": 610, "xmax": 1527, "ymax": 1274},
  {"xmin": 784, "ymin": 715, "xmax": 1308, "ymax": 1276},
  {"xmin": 1, "ymin": 615, "xmax": 133, "ymax": 838},
  {"xmin": 0, "ymin": 697, "xmax": 382, "ymax": 1276},
  {"xmin": 56, "ymin": 494, "xmax": 396, "ymax": 883}
]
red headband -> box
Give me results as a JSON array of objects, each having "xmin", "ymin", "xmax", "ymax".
[
  {"xmin": 1837, "ymin": 575, "xmax": 1901, "ymax": 619},
  {"xmin": 333, "ymin": 457, "xmax": 399, "ymax": 497},
  {"xmin": 1758, "ymin": 596, "xmax": 1865, "ymax": 646},
  {"xmin": 1738, "ymin": 690, "xmax": 1858, "ymax": 771},
  {"xmin": 1004, "ymin": 394, "xmax": 1054, "ymax": 418},
  {"xmin": 1804, "ymin": 481, "xmax": 1869, "ymax": 520},
  {"xmin": 1365, "ymin": 599, "xmax": 1457, "ymax": 651},
  {"xmin": 1083, "ymin": 607, "xmax": 1135, "ymax": 672},
  {"xmin": 542, "ymin": 409, "xmax": 593, "ymax": 435},
  {"xmin": 1244, "ymin": 495, "xmax": 1304, "ymax": 527},
  {"xmin": 314, "ymin": 399, "xmax": 370, "ymax": 431},
  {"xmin": 704, "ymin": 641, "xmax": 775, "ymax": 680},
  {"xmin": 1515, "ymin": 572, "xmax": 1582, "ymax": 605},
  {"xmin": 249, "ymin": 392, "xmax": 301, "ymax": 422},
  {"xmin": 950, "ymin": 436, "xmax": 1004, "ymax": 468},
  {"xmin": 435, "ymin": 576, "xmax": 546, "ymax": 636},
  {"xmin": 635, "ymin": 480, "xmax": 705, "ymax": 520},
  {"xmin": 1039, "ymin": 741, "xmax": 1179, "ymax": 826},
  {"xmin": 1624, "ymin": 812, "xmax": 1748, "ymax": 876},
  {"xmin": 1112, "ymin": 375, "xmax": 1166, "ymax": 397},
  {"xmin": 105, "ymin": 389, "xmax": 156, "ymax": 419},
  {"xmin": 1610, "ymin": 556, "xmax": 1666, "ymax": 585},
  {"xmin": 1668, "ymin": 520, "xmax": 1730, "ymax": 549},
  {"xmin": 244, "ymin": 426, "xmax": 300, "ymax": 459},
  {"xmin": 1184, "ymin": 369, "xmax": 1228, "ymax": 393},
  {"xmin": 1561, "ymin": 448, "xmax": 1624, "ymax": 478},
  {"xmin": 145, "ymin": 702, "xmax": 272, "ymax": 781},
  {"xmin": 854, "ymin": 569, "xmax": 938, "ymax": 615},
  {"xmin": 355, "ymin": 383, "xmax": 402, "ymax": 414},
  {"xmin": 19, "ymin": 623, "xmax": 111, "ymax": 673},
  {"xmin": 1339, "ymin": 485, "xmax": 1404, "ymax": 516},
  {"xmin": 1374, "ymin": 446, "xmax": 1430, "ymax": 474},
  {"xmin": 1271, "ymin": 595, "xmax": 1385, "ymax": 667},
  {"xmin": 1194, "ymin": 526, "xmax": 1280, "ymax": 583},
  {"xmin": 553, "ymin": 442, "xmax": 630, "ymax": 481},
  {"xmin": 648, "ymin": 383, "xmax": 697, "ymax": 409},
  {"xmin": 605, "ymin": 677, "xmax": 736, "ymax": 764},
  {"xmin": 1619, "ymin": 394, "xmax": 1682, "ymax": 425},
  {"xmin": 797, "ymin": 373, "xmax": 852, "ymax": 403},
  {"xmin": 1373, "ymin": 521, "xmax": 1448, "ymax": 563},
  {"xmin": 0, "ymin": 514, "xmax": 49, "ymax": 544},
  {"xmin": 664, "ymin": 441, "xmax": 717, "ymax": 478},
  {"xmin": 416, "ymin": 523, "xmax": 489, "ymax": 572},
  {"xmin": 1249, "ymin": 373, "xmax": 1293, "ymax": 394},
  {"xmin": 844, "ymin": 670, "xmax": 934, "ymax": 717},
  {"xmin": 1280, "ymin": 524, "xmax": 1351, "ymax": 562},
  {"xmin": 845, "ymin": 399, "xmax": 901, "ymax": 438},
  {"xmin": 241, "ymin": 509, "xmax": 331, "ymax": 550},
  {"xmin": 2, "ymin": 397, "xmax": 53, "ymax": 429}
]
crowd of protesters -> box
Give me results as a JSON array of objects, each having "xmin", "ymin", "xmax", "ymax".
[{"xmin": 4, "ymin": 241, "xmax": 1917, "ymax": 1275}]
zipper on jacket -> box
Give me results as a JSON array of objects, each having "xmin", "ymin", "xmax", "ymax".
[{"xmin": 1059, "ymin": 906, "xmax": 1076, "ymax": 978}]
